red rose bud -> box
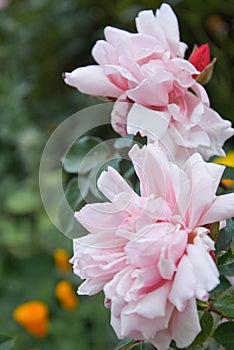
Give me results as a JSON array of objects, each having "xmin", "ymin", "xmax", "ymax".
[{"xmin": 189, "ymin": 43, "xmax": 210, "ymax": 73}]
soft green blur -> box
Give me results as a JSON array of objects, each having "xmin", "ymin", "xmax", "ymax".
[{"xmin": 0, "ymin": 0, "xmax": 233, "ymax": 349}]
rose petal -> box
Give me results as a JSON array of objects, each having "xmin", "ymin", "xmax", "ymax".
[
  {"xmin": 127, "ymin": 103, "xmax": 170, "ymax": 140},
  {"xmin": 64, "ymin": 65, "xmax": 122, "ymax": 97},
  {"xmin": 199, "ymin": 192, "xmax": 234, "ymax": 225},
  {"xmin": 170, "ymin": 298, "xmax": 201, "ymax": 348}
]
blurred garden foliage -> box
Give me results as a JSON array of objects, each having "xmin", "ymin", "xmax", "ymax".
[{"xmin": 0, "ymin": 0, "xmax": 233, "ymax": 349}]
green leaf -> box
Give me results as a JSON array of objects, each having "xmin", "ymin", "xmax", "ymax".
[
  {"xmin": 210, "ymin": 275, "xmax": 231, "ymax": 295},
  {"xmin": 205, "ymin": 222, "xmax": 219, "ymax": 241},
  {"xmin": 0, "ymin": 335, "xmax": 15, "ymax": 350},
  {"xmin": 138, "ymin": 344, "xmax": 155, "ymax": 350},
  {"xmin": 113, "ymin": 338, "xmax": 139, "ymax": 350},
  {"xmin": 213, "ymin": 321, "xmax": 234, "ymax": 348},
  {"xmin": 170, "ymin": 340, "xmax": 203, "ymax": 350},
  {"xmin": 217, "ymin": 248, "xmax": 234, "ymax": 275},
  {"xmin": 223, "ymin": 166, "xmax": 234, "ymax": 180},
  {"xmin": 216, "ymin": 219, "xmax": 234, "ymax": 253},
  {"xmin": 94, "ymin": 156, "xmax": 121, "ymax": 196},
  {"xmin": 123, "ymin": 164, "xmax": 135, "ymax": 179},
  {"xmin": 213, "ymin": 293, "xmax": 234, "ymax": 318},
  {"xmin": 192, "ymin": 312, "xmax": 214, "ymax": 346},
  {"xmin": 64, "ymin": 177, "xmax": 83, "ymax": 210},
  {"xmin": 63, "ymin": 136, "xmax": 110, "ymax": 174}
]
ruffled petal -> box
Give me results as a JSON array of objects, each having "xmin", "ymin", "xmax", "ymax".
[
  {"xmin": 92, "ymin": 40, "xmax": 117, "ymax": 65},
  {"xmin": 170, "ymin": 298, "xmax": 201, "ymax": 348},
  {"xmin": 125, "ymin": 282, "xmax": 171, "ymax": 319},
  {"xmin": 169, "ymin": 255, "xmax": 195, "ymax": 311},
  {"xmin": 156, "ymin": 3, "xmax": 187, "ymax": 57},
  {"xmin": 127, "ymin": 72, "xmax": 173, "ymax": 106},
  {"xmin": 129, "ymin": 143, "xmax": 176, "ymax": 204},
  {"xmin": 74, "ymin": 196, "xmax": 129, "ymax": 234},
  {"xmin": 136, "ymin": 10, "xmax": 166, "ymax": 48},
  {"xmin": 127, "ymin": 103, "xmax": 170, "ymax": 140},
  {"xmin": 199, "ymin": 192, "xmax": 234, "ymax": 225},
  {"xmin": 97, "ymin": 166, "xmax": 136, "ymax": 202},
  {"xmin": 111, "ymin": 94, "xmax": 131, "ymax": 136},
  {"xmin": 187, "ymin": 244, "xmax": 219, "ymax": 300},
  {"xmin": 183, "ymin": 153, "xmax": 225, "ymax": 228},
  {"xmin": 64, "ymin": 65, "xmax": 122, "ymax": 97},
  {"xmin": 104, "ymin": 26, "xmax": 132, "ymax": 46}
]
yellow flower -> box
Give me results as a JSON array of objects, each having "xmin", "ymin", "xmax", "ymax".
[
  {"xmin": 53, "ymin": 248, "xmax": 71, "ymax": 272},
  {"xmin": 55, "ymin": 280, "xmax": 79, "ymax": 310},
  {"xmin": 13, "ymin": 301, "xmax": 49, "ymax": 338},
  {"xmin": 214, "ymin": 151, "xmax": 234, "ymax": 189},
  {"xmin": 214, "ymin": 150, "xmax": 234, "ymax": 167}
]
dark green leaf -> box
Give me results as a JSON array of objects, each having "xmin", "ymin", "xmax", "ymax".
[
  {"xmin": 64, "ymin": 177, "xmax": 83, "ymax": 210},
  {"xmin": 216, "ymin": 219, "xmax": 234, "ymax": 253},
  {"xmin": 210, "ymin": 275, "xmax": 231, "ymax": 295},
  {"xmin": 0, "ymin": 335, "xmax": 15, "ymax": 350},
  {"xmin": 95, "ymin": 156, "xmax": 121, "ymax": 180},
  {"xmin": 205, "ymin": 222, "xmax": 219, "ymax": 241},
  {"xmin": 213, "ymin": 293, "xmax": 234, "ymax": 318},
  {"xmin": 63, "ymin": 136, "xmax": 110, "ymax": 174},
  {"xmin": 217, "ymin": 248, "xmax": 234, "ymax": 275},
  {"xmin": 113, "ymin": 338, "xmax": 139, "ymax": 350},
  {"xmin": 123, "ymin": 164, "xmax": 135, "ymax": 179},
  {"xmin": 223, "ymin": 166, "xmax": 234, "ymax": 180},
  {"xmin": 170, "ymin": 340, "xmax": 204, "ymax": 350},
  {"xmin": 139, "ymin": 343, "xmax": 155, "ymax": 350},
  {"xmin": 192, "ymin": 312, "xmax": 214, "ymax": 346},
  {"xmin": 213, "ymin": 321, "xmax": 234, "ymax": 348}
]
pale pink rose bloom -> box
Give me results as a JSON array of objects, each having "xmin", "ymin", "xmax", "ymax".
[
  {"xmin": 64, "ymin": 3, "xmax": 233, "ymax": 160},
  {"xmin": 71, "ymin": 143, "xmax": 234, "ymax": 349},
  {"xmin": 128, "ymin": 100, "xmax": 234, "ymax": 163}
]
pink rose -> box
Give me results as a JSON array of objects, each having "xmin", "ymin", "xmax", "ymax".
[
  {"xmin": 64, "ymin": 3, "xmax": 233, "ymax": 160},
  {"xmin": 71, "ymin": 143, "xmax": 234, "ymax": 349}
]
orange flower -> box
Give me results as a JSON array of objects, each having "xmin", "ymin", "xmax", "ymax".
[
  {"xmin": 13, "ymin": 301, "xmax": 49, "ymax": 338},
  {"xmin": 53, "ymin": 249, "xmax": 71, "ymax": 272},
  {"xmin": 221, "ymin": 179, "xmax": 234, "ymax": 189},
  {"xmin": 55, "ymin": 280, "xmax": 79, "ymax": 310}
]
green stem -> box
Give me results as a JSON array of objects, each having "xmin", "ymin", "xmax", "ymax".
[{"xmin": 121, "ymin": 340, "xmax": 140, "ymax": 350}]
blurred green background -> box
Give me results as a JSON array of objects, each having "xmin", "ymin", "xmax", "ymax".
[{"xmin": 0, "ymin": 0, "xmax": 234, "ymax": 349}]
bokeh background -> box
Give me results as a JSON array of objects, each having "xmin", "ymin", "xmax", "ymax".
[{"xmin": 0, "ymin": 0, "xmax": 234, "ymax": 349}]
